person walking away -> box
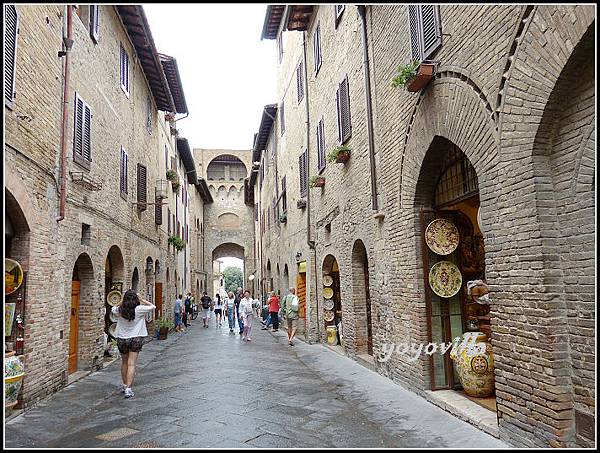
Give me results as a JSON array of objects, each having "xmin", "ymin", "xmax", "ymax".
[
  {"xmin": 263, "ymin": 291, "xmax": 280, "ymax": 332},
  {"xmin": 174, "ymin": 294, "xmax": 184, "ymax": 332},
  {"xmin": 183, "ymin": 293, "xmax": 192, "ymax": 327},
  {"xmin": 234, "ymin": 287, "xmax": 244, "ymax": 335},
  {"xmin": 239, "ymin": 290, "xmax": 255, "ymax": 341},
  {"xmin": 111, "ymin": 290, "xmax": 155, "ymax": 398},
  {"xmin": 200, "ymin": 292, "xmax": 212, "ymax": 328},
  {"xmin": 281, "ymin": 287, "xmax": 299, "ymax": 346},
  {"xmin": 214, "ymin": 293, "xmax": 223, "ymax": 328},
  {"xmin": 225, "ymin": 291, "xmax": 236, "ymax": 333}
]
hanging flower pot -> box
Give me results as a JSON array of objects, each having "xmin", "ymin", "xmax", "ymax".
[
  {"xmin": 309, "ymin": 176, "xmax": 325, "ymax": 188},
  {"xmin": 392, "ymin": 61, "xmax": 436, "ymax": 93},
  {"xmin": 327, "ymin": 145, "xmax": 351, "ymax": 164}
]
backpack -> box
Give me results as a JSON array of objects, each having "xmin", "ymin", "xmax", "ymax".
[
  {"xmin": 202, "ymin": 296, "xmax": 211, "ymax": 309},
  {"xmin": 290, "ymin": 295, "xmax": 299, "ymax": 311},
  {"xmin": 184, "ymin": 298, "xmax": 191, "ymax": 309}
]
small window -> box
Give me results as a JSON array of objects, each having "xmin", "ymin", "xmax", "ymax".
[
  {"xmin": 313, "ymin": 23, "xmax": 322, "ymax": 75},
  {"xmin": 277, "ymin": 33, "xmax": 283, "ymax": 63},
  {"xmin": 280, "ymin": 100, "xmax": 285, "ymax": 136},
  {"xmin": 120, "ymin": 44, "xmax": 130, "ymax": 96},
  {"xmin": 297, "ymin": 60, "xmax": 304, "ymax": 103},
  {"xmin": 281, "ymin": 176, "xmax": 287, "ymax": 212},
  {"xmin": 408, "ymin": 5, "xmax": 442, "ymax": 62},
  {"xmin": 317, "ymin": 118, "xmax": 326, "ymax": 173},
  {"xmin": 334, "ymin": 5, "xmax": 345, "ymax": 28},
  {"xmin": 137, "ymin": 164, "xmax": 147, "ymax": 211},
  {"xmin": 90, "ymin": 5, "xmax": 99, "ymax": 43},
  {"xmin": 120, "ymin": 147, "xmax": 128, "ymax": 199},
  {"xmin": 73, "ymin": 93, "xmax": 92, "ymax": 170},
  {"xmin": 336, "ymin": 76, "xmax": 351, "ymax": 144},
  {"xmin": 4, "ymin": 5, "xmax": 19, "ymax": 108},
  {"xmin": 146, "ymin": 96, "xmax": 153, "ymax": 134},
  {"xmin": 81, "ymin": 224, "xmax": 91, "ymax": 246},
  {"xmin": 168, "ymin": 208, "xmax": 171, "ymax": 234},
  {"xmin": 155, "ymin": 196, "xmax": 162, "ymax": 225},
  {"xmin": 299, "ymin": 150, "xmax": 308, "ymax": 197}
]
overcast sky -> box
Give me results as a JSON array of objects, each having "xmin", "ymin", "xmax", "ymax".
[{"xmin": 144, "ymin": 4, "xmax": 277, "ymax": 151}]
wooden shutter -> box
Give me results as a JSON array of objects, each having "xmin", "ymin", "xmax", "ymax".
[
  {"xmin": 299, "ymin": 150, "xmax": 308, "ymax": 197},
  {"xmin": 408, "ymin": 5, "xmax": 422, "ymax": 62},
  {"xmin": 74, "ymin": 95, "xmax": 84, "ymax": 160},
  {"xmin": 73, "ymin": 94, "xmax": 91, "ymax": 170},
  {"xmin": 146, "ymin": 96, "xmax": 152, "ymax": 133},
  {"xmin": 83, "ymin": 104, "xmax": 92, "ymax": 162},
  {"xmin": 277, "ymin": 33, "xmax": 283, "ymax": 63},
  {"xmin": 421, "ymin": 5, "xmax": 442, "ymax": 60},
  {"xmin": 120, "ymin": 44, "xmax": 129, "ymax": 94},
  {"xmin": 280, "ymin": 100, "xmax": 285, "ymax": 135},
  {"xmin": 120, "ymin": 147, "xmax": 128, "ymax": 197},
  {"xmin": 282, "ymin": 176, "xmax": 287, "ymax": 211},
  {"xmin": 313, "ymin": 23, "xmax": 322, "ymax": 74},
  {"xmin": 4, "ymin": 5, "xmax": 18, "ymax": 106},
  {"xmin": 337, "ymin": 77, "xmax": 351, "ymax": 144},
  {"xmin": 317, "ymin": 119, "xmax": 325, "ymax": 172},
  {"xmin": 297, "ymin": 61, "xmax": 304, "ymax": 102},
  {"xmin": 155, "ymin": 197, "xmax": 162, "ymax": 225},
  {"xmin": 137, "ymin": 164, "xmax": 147, "ymax": 210},
  {"xmin": 90, "ymin": 5, "xmax": 99, "ymax": 43},
  {"xmin": 168, "ymin": 208, "xmax": 171, "ymax": 234}
]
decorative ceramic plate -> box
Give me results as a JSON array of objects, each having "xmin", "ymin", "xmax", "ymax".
[
  {"xmin": 107, "ymin": 290, "xmax": 122, "ymax": 306},
  {"xmin": 324, "ymin": 310, "xmax": 335, "ymax": 322},
  {"xmin": 425, "ymin": 218, "xmax": 460, "ymax": 256},
  {"xmin": 5, "ymin": 259, "xmax": 23, "ymax": 296},
  {"xmin": 429, "ymin": 261, "xmax": 462, "ymax": 298},
  {"xmin": 323, "ymin": 287, "xmax": 334, "ymax": 299},
  {"xmin": 323, "ymin": 275, "xmax": 333, "ymax": 287},
  {"xmin": 324, "ymin": 299, "xmax": 334, "ymax": 311},
  {"xmin": 477, "ymin": 207, "xmax": 482, "ymax": 232},
  {"xmin": 108, "ymin": 323, "xmax": 117, "ymax": 338}
]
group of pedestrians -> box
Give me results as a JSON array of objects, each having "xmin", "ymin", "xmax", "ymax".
[
  {"xmin": 261, "ymin": 287, "xmax": 300, "ymax": 346},
  {"xmin": 173, "ymin": 293, "xmax": 194, "ymax": 332}
]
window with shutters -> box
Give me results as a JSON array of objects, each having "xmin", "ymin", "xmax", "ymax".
[
  {"xmin": 155, "ymin": 196, "xmax": 162, "ymax": 225},
  {"xmin": 73, "ymin": 93, "xmax": 92, "ymax": 170},
  {"xmin": 146, "ymin": 96, "xmax": 153, "ymax": 134},
  {"xmin": 168, "ymin": 208, "xmax": 171, "ymax": 234},
  {"xmin": 299, "ymin": 150, "xmax": 308, "ymax": 197},
  {"xmin": 297, "ymin": 60, "xmax": 304, "ymax": 103},
  {"xmin": 137, "ymin": 164, "xmax": 147, "ymax": 211},
  {"xmin": 408, "ymin": 5, "xmax": 442, "ymax": 62},
  {"xmin": 4, "ymin": 5, "xmax": 18, "ymax": 108},
  {"xmin": 277, "ymin": 33, "xmax": 283, "ymax": 63},
  {"xmin": 90, "ymin": 5, "xmax": 99, "ymax": 43},
  {"xmin": 334, "ymin": 5, "xmax": 345, "ymax": 28},
  {"xmin": 317, "ymin": 118, "xmax": 326, "ymax": 173},
  {"xmin": 165, "ymin": 145, "xmax": 168, "ymax": 173},
  {"xmin": 313, "ymin": 23, "xmax": 322, "ymax": 75},
  {"xmin": 280, "ymin": 100, "xmax": 285, "ymax": 135},
  {"xmin": 281, "ymin": 176, "xmax": 287, "ymax": 212},
  {"xmin": 120, "ymin": 44, "xmax": 130, "ymax": 96},
  {"xmin": 120, "ymin": 147, "xmax": 128, "ymax": 199},
  {"xmin": 336, "ymin": 76, "xmax": 352, "ymax": 144}
]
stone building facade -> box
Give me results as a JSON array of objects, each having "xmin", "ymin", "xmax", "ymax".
[
  {"xmin": 4, "ymin": 4, "xmax": 205, "ymax": 408},
  {"xmin": 253, "ymin": 4, "xmax": 595, "ymax": 448}
]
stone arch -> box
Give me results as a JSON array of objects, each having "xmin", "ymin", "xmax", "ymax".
[
  {"xmin": 69, "ymin": 253, "xmax": 96, "ymax": 374},
  {"xmin": 5, "ymin": 188, "xmax": 31, "ymax": 270},
  {"xmin": 132, "ymin": 267, "xmax": 140, "ymax": 292},
  {"xmin": 104, "ymin": 245, "xmax": 125, "ymax": 335},
  {"xmin": 351, "ymin": 239, "xmax": 373, "ymax": 356},
  {"xmin": 322, "ymin": 254, "xmax": 342, "ymax": 344},
  {"xmin": 206, "ymin": 154, "xmax": 248, "ymax": 182}
]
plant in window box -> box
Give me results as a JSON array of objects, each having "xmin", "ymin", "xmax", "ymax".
[
  {"xmin": 392, "ymin": 60, "xmax": 435, "ymax": 92},
  {"xmin": 167, "ymin": 235, "xmax": 185, "ymax": 252},
  {"xmin": 155, "ymin": 317, "xmax": 174, "ymax": 340},
  {"xmin": 309, "ymin": 175, "xmax": 325, "ymax": 188},
  {"xmin": 279, "ymin": 212, "xmax": 287, "ymax": 223},
  {"xmin": 327, "ymin": 145, "xmax": 351, "ymax": 164},
  {"xmin": 297, "ymin": 199, "xmax": 307, "ymax": 209}
]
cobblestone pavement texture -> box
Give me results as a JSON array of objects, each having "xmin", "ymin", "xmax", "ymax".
[{"xmin": 5, "ymin": 315, "xmax": 507, "ymax": 448}]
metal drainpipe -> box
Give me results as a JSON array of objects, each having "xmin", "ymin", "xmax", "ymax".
[
  {"xmin": 57, "ymin": 5, "xmax": 73, "ymax": 222},
  {"xmin": 358, "ymin": 5, "xmax": 379, "ymax": 212},
  {"xmin": 302, "ymin": 30, "xmax": 319, "ymax": 342}
]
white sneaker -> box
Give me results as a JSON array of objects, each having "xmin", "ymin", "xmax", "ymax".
[
  {"xmin": 119, "ymin": 383, "xmax": 127, "ymax": 394},
  {"xmin": 124, "ymin": 388, "xmax": 135, "ymax": 398}
]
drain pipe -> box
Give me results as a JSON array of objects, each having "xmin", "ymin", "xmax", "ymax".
[
  {"xmin": 358, "ymin": 5, "xmax": 379, "ymax": 212},
  {"xmin": 301, "ymin": 30, "xmax": 320, "ymax": 342},
  {"xmin": 57, "ymin": 5, "xmax": 73, "ymax": 222}
]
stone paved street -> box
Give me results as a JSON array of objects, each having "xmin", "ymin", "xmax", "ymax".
[{"xmin": 5, "ymin": 316, "xmax": 507, "ymax": 448}]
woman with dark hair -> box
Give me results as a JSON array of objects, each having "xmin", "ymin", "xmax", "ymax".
[{"xmin": 110, "ymin": 289, "xmax": 155, "ymax": 398}]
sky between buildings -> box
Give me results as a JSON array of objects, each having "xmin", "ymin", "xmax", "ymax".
[{"xmin": 144, "ymin": 4, "xmax": 277, "ymax": 151}]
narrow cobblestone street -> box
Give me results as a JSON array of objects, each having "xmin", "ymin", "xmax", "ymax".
[{"xmin": 6, "ymin": 316, "xmax": 506, "ymax": 448}]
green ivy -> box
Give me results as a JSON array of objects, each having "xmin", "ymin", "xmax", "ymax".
[{"xmin": 168, "ymin": 235, "xmax": 186, "ymax": 251}]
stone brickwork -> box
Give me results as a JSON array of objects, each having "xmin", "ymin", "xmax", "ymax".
[{"xmin": 253, "ymin": 4, "xmax": 595, "ymax": 448}]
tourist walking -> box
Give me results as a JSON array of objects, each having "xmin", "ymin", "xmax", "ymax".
[
  {"xmin": 239, "ymin": 290, "xmax": 255, "ymax": 341},
  {"xmin": 183, "ymin": 293, "xmax": 192, "ymax": 327},
  {"xmin": 200, "ymin": 292, "xmax": 212, "ymax": 328},
  {"xmin": 281, "ymin": 287, "xmax": 300, "ymax": 346},
  {"xmin": 174, "ymin": 294, "xmax": 184, "ymax": 332},
  {"xmin": 214, "ymin": 293, "xmax": 223, "ymax": 328},
  {"xmin": 234, "ymin": 287, "xmax": 244, "ymax": 335},
  {"xmin": 262, "ymin": 291, "xmax": 280, "ymax": 332},
  {"xmin": 111, "ymin": 290, "xmax": 156, "ymax": 398},
  {"xmin": 225, "ymin": 291, "xmax": 236, "ymax": 333}
]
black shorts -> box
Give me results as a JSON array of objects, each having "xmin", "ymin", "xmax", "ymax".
[
  {"xmin": 214, "ymin": 309, "xmax": 222, "ymax": 315},
  {"xmin": 117, "ymin": 336, "xmax": 145, "ymax": 354}
]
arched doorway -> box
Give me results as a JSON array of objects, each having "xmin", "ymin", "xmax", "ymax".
[
  {"xmin": 132, "ymin": 267, "xmax": 140, "ymax": 292},
  {"xmin": 283, "ymin": 264, "xmax": 290, "ymax": 294},
  {"xmin": 276, "ymin": 263, "xmax": 281, "ymax": 296},
  {"xmin": 70, "ymin": 253, "xmax": 95, "ymax": 374},
  {"xmin": 322, "ymin": 254, "xmax": 342, "ymax": 346},
  {"xmin": 211, "ymin": 242, "xmax": 245, "ymax": 298},
  {"xmin": 415, "ymin": 137, "xmax": 488, "ymax": 393},
  {"xmin": 266, "ymin": 260, "xmax": 272, "ymax": 293},
  {"xmin": 104, "ymin": 245, "xmax": 124, "ymax": 340},
  {"xmin": 352, "ymin": 240, "xmax": 372, "ymax": 356}
]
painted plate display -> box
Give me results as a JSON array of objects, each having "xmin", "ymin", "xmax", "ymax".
[
  {"xmin": 429, "ymin": 261, "xmax": 463, "ymax": 298},
  {"xmin": 324, "ymin": 299, "xmax": 334, "ymax": 311},
  {"xmin": 5, "ymin": 258, "xmax": 23, "ymax": 296},
  {"xmin": 106, "ymin": 290, "xmax": 122, "ymax": 306},
  {"xmin": 323, "ymin": 275, "xmax": 333, "ymax": 287},
  {"xmin": 477, "ymin": 207, "xmax": 482, "ymax": 232},
  {"xmin": 324, "ymin": 310, "xmax": 335, "ymax": 322},
  {"xmin": 323, "ymin": 287, "xmax": 334, "ymax": 299},
  {"xmin": 425, "ymin": 218, "xmax": 460, "ymax": 256},
  {"xmin": 108, "ymin": 323, "xmax": 117, "ymax": 338}
]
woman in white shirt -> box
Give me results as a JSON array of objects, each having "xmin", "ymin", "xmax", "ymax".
[
  {"xmin": 225, "ymin": 292, "xmax": 236, "ymax": 333},
  {"xmin": 110, "ymin": 289, "xmax": 155, "ymax": 398},
  {"xmin": 239, "ymin": 290, "xmax": 255, "ymax": 342}
]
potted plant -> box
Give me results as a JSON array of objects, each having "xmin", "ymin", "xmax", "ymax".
[
  {"xmin": 327, "ymin": 145, "xmax": 351, "ymax": 164},
  {"xmin": 155, "ymin": 317, "xmax": 174, "ymax": 340},
  {"xmin": 168, "ymin": 235, "xmax": 186, "ymax": 252},
  {"xmin": 279, "ymin": 212, "xmax": 287, "ymax": 223},
  {"xmin": 392, "ymin": 60, "xmax": 435, "ymax": 92},
  {"xmin": 297, "ymin": 199, "xmax": 307, "ymax": 209},
  {"xmin": 309, "ymin": 175, "xmax": 325, "ymax": 188},
  {"xmin": 166, "ymin": 170, "xmax": 180, "ymax": 190}
]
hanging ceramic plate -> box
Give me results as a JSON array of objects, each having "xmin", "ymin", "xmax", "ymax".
[
  {"xmin": 429, "ymin": 261, "xmax": 462, "ymax": 298},
  {"xmin": 106, "ymin": 290, "xmax": 122, "ymax": 306},
  {"xmin": 5, "ymin": 259, "xmax": 23, "ymax": 296},
  {"xmin": 425, "ymin": 218, "xmax": 460, "ymax": 256},
  {"xmin": 323, "ymin": 287, "xmax": 334, "ymax": 299},
  {"xmin": 477, "ymin": 207, "xmax": 482, "ymax": 232},
  {"xmin": 324, "ymin": 310, "xmax": 335, "ymax": 322},
  {"xmin": 324, "ymin": 299, "xmax": 334, "ymax": 311},
  {"xmin": 108, "ymin": 323, "xmax": 117, "ymax": 338},
  {"xmin": 323, "ymin": 275, "xmax": 333, "ymax": 287}
]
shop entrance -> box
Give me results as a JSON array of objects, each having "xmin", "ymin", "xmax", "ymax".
[
  {"xmin": 323, "ymin": 255, "xmax": 342, "ymax": 346},
  {"xmin": 352, "ymin": 240, "xmax": 373, "ymax": 356}
]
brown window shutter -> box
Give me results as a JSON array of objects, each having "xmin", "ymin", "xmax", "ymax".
[
  {"xmin": 155, "ymin": 197, "xmax": 162, "ymax": 225},
  {"xmin": 339, "ymin": 76, "xmax": 351, "ymax": 143},
  {"xmin": 83, "ymin": 104, "xmax": 92, "ymax": 162},
  {"xmin": 313, "ymin": 23, "xmax": 322, "ymax": 74},
  {"xmin": 297, "ymin": 61, "xmax": 304, "ymax": 102},
  {"xmin": 90, "ymin": 5, "xmax": 99, "ymax": 43},
  {"xmin": 168, "ymin": 208, "xmax": 171, "ymax": 234},
  {"xmin": 4, "ymin": 5, "xmax": 18, "ymax": 106},
  {"xmin": 137, "ymin": 164, "xmax": 147, "ymax": 210},
  {"xmin": 421, "ymin": 5, "xmax": 442, "ymax": 60},
  {"xmin": 299, "ymin": 150, "xmax": 308, "ymax": 197},
  {"xmin": 317, "ymin": 119, "xmax": 325, "ymax": 172},
  {"xmin": 74, "ymin": 96, "xmax": 84, "ymax": 159},
  {"xmin": 120, "ymin": 148, "xmax": 128, "ymax": 196}
]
